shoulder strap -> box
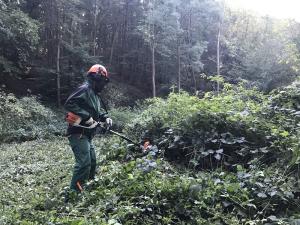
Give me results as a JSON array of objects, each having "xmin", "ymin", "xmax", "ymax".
[{"xmin": 64, "ymin": 83, "xmax": 88, "ymax": 106}]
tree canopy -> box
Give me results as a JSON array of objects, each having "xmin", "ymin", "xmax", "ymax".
[{"xmin": 0, "ymin": 0, "xmax": 300, "ymax": 102}]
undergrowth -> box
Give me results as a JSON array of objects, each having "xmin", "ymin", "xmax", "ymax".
[
  {"xmin": 0, "ymin": 91, "xmax": 64, "ymax": 142},
  {"xmin": 1, "ymin": 82, "xmax": 300, "ymax": 224}
]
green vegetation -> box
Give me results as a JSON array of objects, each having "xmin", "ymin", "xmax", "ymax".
[
  {"xmin": 0, "ymin": 90, "xmax": 64, "ymax": 142},
  {"xmin": 1, "ymin": 0, "xmax": 300, "ymax": 102},
  {"xmin": 1, "ymin": 0, "xmax": 300, "ymax": 224},
  {"xmin": 1, "ymin": 81, "xmax": 300, "ymax": 224},
  {"xmin": 127, "ymin": 82, "xmax": 298, "ymax": 168}
]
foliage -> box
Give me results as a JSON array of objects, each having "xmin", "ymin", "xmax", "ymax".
[
  {"xmin": 222, "ymin": 12, "xmax": 300, "ymax": 90},
  {"xmin": 267, "ymin": 79, "xmax": 300, "ymax": 165},
  {"xmin": 0, "ymin": 137, "xmax": 299, "ymax": 224},
  {"xmin": 0, "ymin": 7, "xmax": 39, "ymax": 74},
  {"xmin": 1, "ymin": 84, "xmax": 300, "ymax": 224},
  {"xmin": 109, "ymin": 107, "xmax": 137, "ymax": 131},
  {"xmin": 102, "ymin": 82, "xmax": 147, "ymax": 108},
  {"xmin": 1, "ymin": 0, "xmax": 300, "ymax": 101},
  {"xmin": 1, "ymin": 1, "xmax": 300, "ymax": 223},
  {"xmin": 0, "ymin": 91, "xmax": 64, "ymax": 142},
  {"xmin": 126, "ymin": 84, "xmax": 298, "ymax": 170}
]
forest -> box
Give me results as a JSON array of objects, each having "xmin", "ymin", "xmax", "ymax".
[{"xmin": 1, "ymin": 0, "xmax": 300, "ymax": 224}]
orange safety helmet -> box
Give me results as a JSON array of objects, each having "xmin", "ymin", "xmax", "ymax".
[{"xmin": 87, "ymin": 64, "xmax": 108, "ymax": 78}]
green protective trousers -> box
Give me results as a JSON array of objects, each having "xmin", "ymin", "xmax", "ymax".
[{"xmin": 68, "ymin": 134, "xmax": 96, "ymax": 192}]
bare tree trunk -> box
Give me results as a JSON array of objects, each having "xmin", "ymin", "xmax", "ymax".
[
  {"xmin": 150, "ymin": 8, "xmax": 156, "ymax": 98},
  {"xmin": 70, "ymin": 19, "xmax": 74, "ymax": 48},
  {"xmin": 177, "ymin": 44, "xmax": 181, "ymax": 92},
  {"xmin": 69, "ymin": 19, "xmax": 75, "ymax": 88},
  {"xmin": 120, "ymin": 0, "xmax": 129, "ymax": 80},
  {"xmin": 93, "ymin": 0, "xmax": 99, "ymax": 56},
  {"xmin": 217, "ymin": 22, "xmax": 221, "ymax": 93},
  {"xmin": 151, "ymin": 43, "xmax": 156, "ymax": 97},
  {"xmin": 56, "ymin": 37, "xmax": 61, "ymax": 107},
  {"xmin": 109, "ymin": 26, "xmax": 119, "ymax": 66},
  {"xmin": 191, "ymin": 67, "xmax": 197, "ymax": 93},
  {"xmin": 188, "ymin": 10, "xmax": 197, "ymax": 94},
  {"xmin": 216, "ymin": 0, "xmax": 226, "ymax": 94}
]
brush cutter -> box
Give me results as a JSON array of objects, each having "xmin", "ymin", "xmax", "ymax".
[
  {"xmin": 68, "ymin": 122, "xmax": 151, "ymax": 152},
  {"xmin": 65, "ymin": 112, "xmax": 154, "ymax": 152},
  {"xmin": 103, "ymin": 126, "xmax": 153, "ymax": 153}
]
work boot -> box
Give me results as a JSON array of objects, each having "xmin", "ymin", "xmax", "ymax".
[
  {"xmin": 84, "ymin": 177, "xmax": 99, "ymax": 191},
  {"xmin": 63, "ymin": 187, "xmax": 80, "ymax": 203}
]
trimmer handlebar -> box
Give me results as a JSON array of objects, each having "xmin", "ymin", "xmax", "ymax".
[
  {"xmin": 73, "ymin": 122, "xmax": 140, "ymax": 144},
  {"xmin": 72, "ymin": 122, "xmax": 150, "ymax": 152}
]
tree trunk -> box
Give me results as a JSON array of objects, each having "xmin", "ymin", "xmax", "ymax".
[
  {"xmin": 177, "ymin": 44, "xmax": 181, "ymax": 92},
  {"xmin": 188, "ymin": 10, "xmax": 197, "ymax": 94},
  {"xmin": 56, "ymin": 37, "xmax": 61, "ymax": 107},
  {"xmin": 151, "ymin": 43, "xmax": 156, "ymax": 98},
  {"xmin": 109, "ymin": 26, "xmax": 119, "ymax": 66},
  {"xmin": 216, "ymin": 0, "xmax": 225, "ymax": 94},
  {"xmin": 69, "ymin": 19, "xmax": 74, "ymax": 88},
  {"xmin": 93, "ymin": 0, "xmax": 99, "ymax": 56},
  {"xmin": 151, "ymin": 11, "xmax": 156, "ymax": 98},
  {"xmin": 70, "ymin": 18, "xmax": 74, "ymax": 48},
  {"xmin": 217, "ymin": 22, "xmax": 221, "ymax": 93},
  {"xmin": 191, "ymin": 66, "xmax": 197, "ymax": 93}
]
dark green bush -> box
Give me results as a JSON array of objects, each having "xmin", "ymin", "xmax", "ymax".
[
  {"xmin": 124, "ymin": 84, "xmax": 298, "ymax": 169},
  {"xmin": 109, "ymin": 107, "xmax": 137, "ymax": 131},
  {"xmin": 0, "ymin": 91, "xmax": 64, "ymax": 142},
  {"xmin": 268, "ymin": 80, "xmax": 300, "ymax": 164}
]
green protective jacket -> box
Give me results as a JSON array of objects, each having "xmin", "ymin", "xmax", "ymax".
[{"xmin": 64, "ymin": 80, "xmax": 107, "ymax": 137}]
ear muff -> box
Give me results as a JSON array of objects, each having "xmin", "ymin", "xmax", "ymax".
[{"xmin": 88, "ymin": 73, "xmax": 109, "ymax": 83}]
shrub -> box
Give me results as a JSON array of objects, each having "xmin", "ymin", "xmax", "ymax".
[
  {"xmin": 267, "ymin": 80, "xmax": 300, "ymax": 165},
  {"xmin": 125, "ymin": 84, "xmax": 298, "ymax": 169},
  {"xmin": 109, "ymin": 107, "xmax": 137, "ymax": 131},
  {"xmin": 0, "ymin": 91, "xmax": 64, "ymax": 142}
]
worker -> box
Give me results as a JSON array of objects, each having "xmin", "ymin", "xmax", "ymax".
[{"xmin": 64, "ymin": 64, "xmax": 112, "ymax": 194}]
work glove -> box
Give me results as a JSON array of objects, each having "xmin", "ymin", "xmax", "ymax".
[
  {"xmin": 98, "ymin": 114, "xmax": 112, "ymax": 130},
  {"xmin": 89, "ymin": 121, "xmax": 99, "ymax": 129},
  {"xmin": 85, "ymin": 117, "xmax": 99, "ymax": 128},
  {"xmin": 85, "ymin": 117, "xmax": 94, "ymax": 125},
  {"xmin": 105, "ymin": 117, "xmax": 113, "ymax": 129}
]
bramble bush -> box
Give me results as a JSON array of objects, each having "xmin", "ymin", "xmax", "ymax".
[{"xmin": 125, "ymin": 83, "xmax": 298, "ymax": 169}]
